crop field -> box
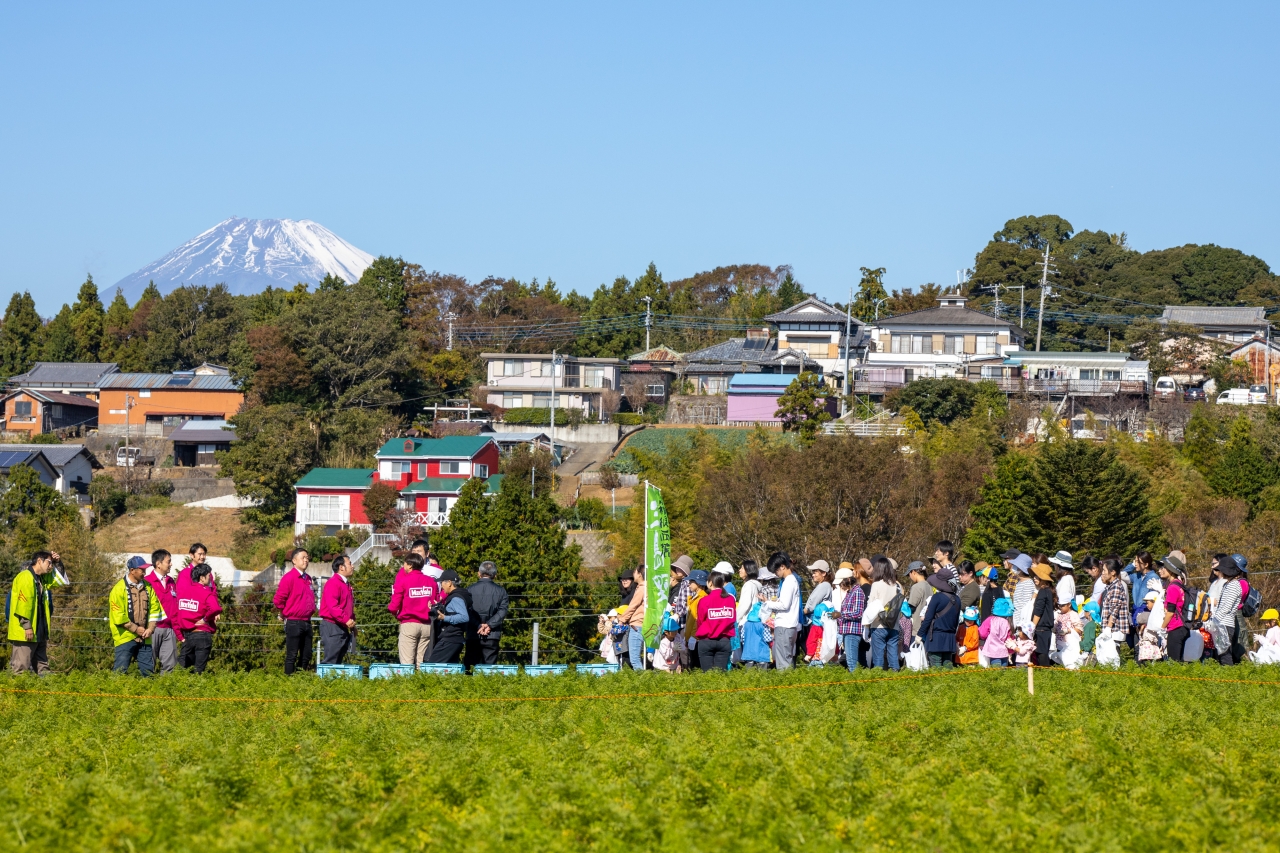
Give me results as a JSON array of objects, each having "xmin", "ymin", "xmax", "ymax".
[
  {"xmin": 621, "ymin": 426, "xmax": 795, "ymax": 458},
  {"xmin": 2, "ymin": 664, "xmax": 1277, "ymax": 852}
]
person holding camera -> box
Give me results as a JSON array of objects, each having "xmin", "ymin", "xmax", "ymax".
[{"xmin": 7, "ymin": 550, "xmax": 67, "ymax": 675}]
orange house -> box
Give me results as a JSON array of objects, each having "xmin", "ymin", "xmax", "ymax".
[
  {"xmin": 0, "ymin": 389, "xmax": 99, "ymax": 436},
  {"xmin": 97, "ymin": 372, "xmax": 244, "ymax": 437}
]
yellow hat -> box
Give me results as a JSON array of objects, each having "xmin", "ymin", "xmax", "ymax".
[{"xmin": 1262, "ymin": 608, "xmax": 1279, "ymax": 621}]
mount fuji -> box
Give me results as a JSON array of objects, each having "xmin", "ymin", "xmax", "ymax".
[{"xmin": 113, "ymin": 217, "xmax": 375, "ymax": 300}]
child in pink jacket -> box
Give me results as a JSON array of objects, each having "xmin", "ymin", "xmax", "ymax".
[{"xmin": 978, "ymin": 597, "xmax": 1013, "ymax": 667}]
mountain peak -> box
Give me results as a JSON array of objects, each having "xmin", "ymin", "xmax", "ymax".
[{"xmin": 113, "ymin": 217, "xmax": 374, "ymax": 300}]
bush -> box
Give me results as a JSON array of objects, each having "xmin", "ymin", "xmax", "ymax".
[
  {"xmin": 501, "ymin": 407, "xmax": 599, "ymax": 426},
  {"xmin": 29, "ymin": 433, "xmax": 62, "ymax": 444}
]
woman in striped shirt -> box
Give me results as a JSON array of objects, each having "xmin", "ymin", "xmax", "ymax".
[{"xmin": 1213, "ymin": 557, "xmax": 1246, "ymax": 666}]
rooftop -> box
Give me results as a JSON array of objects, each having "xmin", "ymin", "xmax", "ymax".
[
  {"xmin": 0, "ymin": 443, "xmax": 101, "ymax": 468},
  {"xmin": 763, "ymin": 296, "xmax": 852, "ymax": 324},
  {"xmin": 2, "ymin": 389, "xmax": 99, "ymax": 408},
  {"xmin": 8, "ymin": 362, "xmax": 119, "ymax": 388},
  {"xmin": 728, "ymin": 373, "xmax": 801, "ymax": 390},
  {"xmin": 168, "ymin": 419, "xmax": 238, "ymax": 443},
  {"xmin": 875, "ymin": 296, "xmax": 1023, "ymax": 332},
  {"xmin": 295, "ymin": 468, "xmax": 376, "ymax": 489},
  {"xmin": 1160, "ymin": 306, "xmax": 1268, "ymax": 328},
  {"xmin": 400, "ymin": 475, "xmax": 503, "ymax": 495},
  {"xmin": 480, "ymin": 353, "xmax": 627, "ymax": 364},
  {"xmin": 100, "ymin": 373, "xmax": 242, "ymax": 391},
  {"xmin": 375, "ymin": 435, "xmax": 496, "ymax": 459}
]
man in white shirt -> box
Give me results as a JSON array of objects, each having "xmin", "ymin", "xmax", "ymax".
[{"xmin": 760, "ymin": 554, "xmax": 800, "ymax": 670}]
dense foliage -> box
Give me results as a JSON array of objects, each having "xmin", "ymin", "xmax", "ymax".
[{"xmin": 1, "ymin": 666, "xmax": 1276, "ymax": 851}]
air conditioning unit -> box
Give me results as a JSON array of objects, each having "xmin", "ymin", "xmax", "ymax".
[{"xmin": 488, "ymin": 379, "xmax": 498, "ymax": 386}]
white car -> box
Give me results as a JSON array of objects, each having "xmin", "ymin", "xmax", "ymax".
[
  {"xmin": 1217, "ymin": 388, "xmax": 1258, "ymax": 406},
  {"xmin": 1153, "ymin": 376, "xmax": 1179, "ymax": 396},
  {"xmin": 1248, "ymin": 384, "xmax": 1269, "ymax": 404}
]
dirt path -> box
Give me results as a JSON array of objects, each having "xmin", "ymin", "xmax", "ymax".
[{"xmin": 555, "ymin": 441, "xmax": 616, "ymax": 504}]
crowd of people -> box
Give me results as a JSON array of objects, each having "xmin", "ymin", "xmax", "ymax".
[
  {"xmin": 598, "ymin": 543, "xmax": 1280, "ymax": 672},
  {"xmin": 4, "ymin": 539, "xmax": 511, "ymax": 676}
]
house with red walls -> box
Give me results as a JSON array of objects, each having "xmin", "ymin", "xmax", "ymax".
[{"xmin": 293, "ymin": 435, "xmax": 503, "ymax": 535}]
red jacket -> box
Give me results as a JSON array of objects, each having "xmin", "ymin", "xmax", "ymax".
[
  {"xmin": 320, "ymin": 574, "xmax": 355, "ymax": 626},
  {"xmin": 695, "ymin": 590, "xmax": 737, "ymax": 639},
  {"xmin": 145, "ymin": 570, "xmax": 181, "ymax": 633},
  {"xmin": 388, "ymin": 568, "xmax": 438, "ymax": 624},
  {"xmin": 175, "ymin": 575, "xmax": 223, "ymax": 634},
  {"xmin": 273, "ymin": 568, "xmax": 317, "ymax": 621}
]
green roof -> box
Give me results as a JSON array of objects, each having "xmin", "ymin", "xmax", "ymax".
[
  {"xmin": 375, "ymin": 435, "xmax": 495, "ymax": 459},
  {"xmin": 401, "ymin": 475, "xmax": 504, "ymax": 495},
  {"xmin": 295, "ymin": 468, "xmax": 375, "ymax": 489}
]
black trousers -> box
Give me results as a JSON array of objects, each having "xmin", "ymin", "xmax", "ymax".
[
  {"xmin": 1218, "ymin": 626, "xmax": 1241, "ymax": 666},
  {"xmin": 320, "ymin": 621, "xmax": 353, "ymax": 665},
  {"xmin": 698, "ymin": 636, "xmax": 732, "ymax": 671},
  {"xmin": 465, "ymin": 635, "xmax": 501, "ymax": 668},
  {"xmin": 1166, "ymin": 626, "xmax": 1190, "ymax": 663},
  {"xmin": 180, "ymin": 632, "xmax": 213, "ymax": 673},
  {"xmin": 1034, "ymin": 631, "xmax": 1055, "ymax": 667},
  {"xmin": 429, "ymin": 634, "xmax": 465, "ymax": 664},
  {"xmin": 284, "ymin": 619, "xmax": 313, "ymax": 674}
]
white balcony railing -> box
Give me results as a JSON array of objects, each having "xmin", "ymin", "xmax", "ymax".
[
  {"xmin": 298, "ymin": 507, "xmax": 350, "ymax": 526},
  {"xmin": 411, "ymin": 511, "xmax": 450, "ymax": 528}
]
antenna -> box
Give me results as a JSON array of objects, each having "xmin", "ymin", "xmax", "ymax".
[
  {"xmin": 1034, "ymin": 246, "xmax": 1058, "ymax": 352},
  {"xmin": 445, "ymin": 312, "xmax": 458, "ymax": 351}
]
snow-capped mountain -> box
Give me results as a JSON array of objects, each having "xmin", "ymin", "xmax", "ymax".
[{"xmin": 114, "ymin": 217, "xmax": 374, "ymax": 300}]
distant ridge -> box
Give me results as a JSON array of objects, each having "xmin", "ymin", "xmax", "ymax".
[{"xmin": 113, "ymin": 217, "xmax": 374, "ymax": 300}]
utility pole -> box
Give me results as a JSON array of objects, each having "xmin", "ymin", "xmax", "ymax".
[
  {"xmin": 549, "ymin": 350, "xmax": 557, "ymax": 466},
  {"xmin": 445, "ymin": 312, "xmax": 458, "ymax": 351},
  {"xmin": 841, "ymin": 286, "xmax": 852, "ymax": 417},
  {"xmin": 1034, "ymin": 246, "xmax": 1056, "ymax": 352},
  {"xmin": 642, "ymin": 296, "xmax": 652, "ymax": 352},
  {"xmin": 1005, "ymin": 285, "xmax": 1026, "ymax": 328}
]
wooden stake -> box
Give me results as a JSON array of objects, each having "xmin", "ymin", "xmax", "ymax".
[{"xmin": 1027, "ymin": 663, "xmax": 1035, "ymax": 695}]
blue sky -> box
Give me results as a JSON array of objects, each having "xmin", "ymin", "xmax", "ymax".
[{"xmin": 3, "ymin": 3, "xmax": 1279, "ymax": 315}]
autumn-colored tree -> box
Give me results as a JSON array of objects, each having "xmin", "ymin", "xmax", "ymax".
[
  {"xmin": 242, "ymin": 325, "xmax": 314, "ymax": 405},
  {"xmin": 362, "ymin": 482, "xmax": 400, "ymax": 531}
]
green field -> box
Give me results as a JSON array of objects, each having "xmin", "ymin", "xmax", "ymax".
[
  {"xmin": 621, "ymin": 427, "xmax": 795, "ymax": 457},
  {"xmin": 2, "ymin": 664, "xmax": 1277, "ymax": 852}
]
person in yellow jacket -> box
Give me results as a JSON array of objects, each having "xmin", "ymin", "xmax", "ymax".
[
  {"xmin": 110, "ymin": 556, "xmax": 156, "ymax": 676},
  {"xmin": 7, "ymin": 550, "xmax": 67, "ymax": 675}
]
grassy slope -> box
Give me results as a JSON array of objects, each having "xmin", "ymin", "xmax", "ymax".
[{"xmin": 2, "ymin": 665, "xmax": 1277, "ymax": 852}]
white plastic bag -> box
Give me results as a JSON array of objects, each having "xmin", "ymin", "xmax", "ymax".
[
  {"xmin": 1095, "ymin": 630, "xmax": 1121, "ymax": 668},
  {"xmin": 1182, "ymin": 629, "xmax": 1204, "ymax": 662},
  {"xmin": 1055, "ymin": 632, "xmax": 1084, "ymax": 670},
  {"xmin": 905, "ymin": 638, "xmax": 929, "ymax": 672},
  {"xmin": 819, "ymin": 613, "xmax": 839, "ymax": 664}
]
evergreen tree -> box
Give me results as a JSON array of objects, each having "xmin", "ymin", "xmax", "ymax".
[
  {"xmin": 1206, "ymin": 414, "xmax": 1273, "ymax": 506},
  {"xmin": 774, "ymin": 371, "xmax": 833, "ymax": 443},
  {"xmin": 41, "ymin": 304, "xmax": 77, "ymax": 362},
  {"xmin": 852, "ymin": 266, "xmax": 889, "ymax": 322},
  {"xmin": 433, "ymin": 477, "xmax": 585, "ymax": 662},
  {"xmin": 0, "ymin": 291, "xmax": 42, "ymax": 380},
  {"xmin": 1182, "ymin": 405, "xmax": 1223, "ymax": 474},
  {"xmin": 101, "ymin": 288, "xmax": 133, "ymax": 363},
  {"xmin": 776, "ymin": 272, "xmax": 805, "ymax": 309},
  {"xmin": 962, "ymin": 451, "xmax": 1038, "ymax": 561},
  {"xmin": 356, "ymin": 256, "xmax": 408, "ymax": 313},
  {"xmin": 70, "ymin": 275, "xmax": 105, "ymax": 361}
]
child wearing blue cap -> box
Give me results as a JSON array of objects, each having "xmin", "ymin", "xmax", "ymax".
[
  {"xmin": 978, "ymin": 597, "xmax": 1013, "ymax": 667},
  {"xmin": 1079, "ymin": 601, "xmax": 1101, "ymax": 665}
]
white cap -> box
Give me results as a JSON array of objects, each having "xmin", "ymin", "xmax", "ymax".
[{"xmin": 711, "ymin": 561, "xmax": 734, "ymax": 576}]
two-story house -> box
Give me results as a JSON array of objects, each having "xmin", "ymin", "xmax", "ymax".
[
  {"xmin": 1161, "ymin": 306, "xmax": 1268, "ymax": 344},
  {"xmin": 481, "ymin": 353, "xmax": 627, "ymax": 418},
  {"xmin": 293, "ymin": 435, "xmax": 503, "ymax": 534}
]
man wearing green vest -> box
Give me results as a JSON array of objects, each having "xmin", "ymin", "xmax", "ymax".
[
  {"xmin": 110, "ymin": 556, "xmax": 156, "ymax": 676},
  {"xmin": 7, "ymin": 550, "xmax": 67, "ymax": 675}
]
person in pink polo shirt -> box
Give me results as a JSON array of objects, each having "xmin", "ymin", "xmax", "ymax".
[
  {"xmin": 320, "ymin": 556, "xmax": 357, "ymax": 665},
  {"xmin": 273, "ymin": 548, "xmax": 317, "ymax": 675},
  {"xmin": 176, "ymin": 562, "xmax": 222, "ymax": 673},
  {"xmin": 144, "ymin": 549, "xmax": 181, "ymax": 674},
  {"xmin": 695, "ymin": 572, "xmax": 737, "ymax": 670},
  {"xmin": 388, "ymin": 552, "xmax": 438, "ymax": 665}
]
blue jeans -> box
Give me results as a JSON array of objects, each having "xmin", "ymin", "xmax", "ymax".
[
  {"xmin": 841, "ymin": 634, "xmax": 860, "ymax": 672},
  {"xmin": 628, "ymin": 627, "xmax": 645, "ymax": 670},
  {"xmin": 113, "ymin": 640, "xmax": 154, "ymax": 676},
  {"xmin": 870, "ymin": 627, "xmax": 900, "ymax": 671},
  {"xmin": 987, "ymin": 656, "xmax": 1009, "ymax": 667}
]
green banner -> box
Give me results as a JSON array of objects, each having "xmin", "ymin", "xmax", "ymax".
[{"xmin": 641, "ymin": 481, "xmax": 671, "ymax": 649}]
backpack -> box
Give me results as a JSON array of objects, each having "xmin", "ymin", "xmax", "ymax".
[
  {"xmin": 1179, "ymin": 584, "xmax": 1210, "ymax": 628},
  {"xmin": 871, "ymin": 585, "xmax": 906, "ymax": 630},
  {"xmin": 1242, "ymin": 583, "xmax": 1262, "ymax": 618}
]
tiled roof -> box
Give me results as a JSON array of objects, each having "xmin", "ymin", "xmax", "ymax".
[
  {"xmin": 295, "ymin": 468, "xmax": 375, "ymax": 489},
  {"xmin": 0, "ymin": 444, "xmax": 101, "ymax": 468},
  {"xmin": 8, "ymin": 362, "xmax": 118, "ymax": 387},
  {"xmin": 628, "ymin": 345, "xmax": 684, "ymax": 362},
  {"xmin": 375, "ymin": 435, "xmax": 496, "ymax": 459},
  {"xmin": 100, "ymin": 373, "xmax": 242, "ymax": 391},
  {"xmin": 875, "ymin": 305, "xmax": 1022, "ymax": 330},
  {"xmin": 684, "ymin": 337, "xmax": 778, "ymax": 364},
  {"xmin": 2, "ymin": 389, "xmax": 99, "ymax": 407},
  {"xmin": 1161, "ymin": 306, "xmax": 1267, "ymax": 327},
  {"xmin": 763, "ymin": 296, "xmax": 850, "ymax": 323}
]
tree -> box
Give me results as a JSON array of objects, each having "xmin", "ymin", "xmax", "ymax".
[
  {"xmin": 432, "ymin": 476, "xmax": 585, "ymax": 661},
  {"xmin": 621, "ymin": 374, "xmax": 649, "ymax": 413},
  {"xmin": 851, "ymin": 267, "xmax": 888, "ymax": 322},
  {"xmin": 218, "ymin": 404, "xmax": 321, "ymax": 532},
  {"xmin": 239, "ymin": 325, "xmax": 315, "ymax": 406},
  {"xmin": 1206, "ymin": 414, "xmax": 1273, "ymax": 507},
  {"xmin": 776, "ymin": 272, "xmax": 805, "ymax": 309},
  {"xmin": 774, "ymin": 372, "xmax": 832, "ymax": 442},
  {"xmin": 886, "ymin": 378, "xmax": 979, "ymax": 426},
  {"xmin": 0, "ymin": 464, "xmax": 80, "ymax": 553},
  {"xmin": 362, "ymin": 482, "xmax": 400, "ymax": 531},
  {"xmin": 0, "ymin": 291, "xmax": 42, "ymax": 380},
  {"xmin": 962, "ymin": 452, "xmax": 1037, "ymax": 562},
  {"xmin": 70, "ymin": 275, "xmax": 105, "ymax": 361},
  {"xmin": 40, "ymin": 305, "xmax": 77, "ymax": 362},
  {"xmin": 356, "ymin": 255, "xmax": 408, "ymax": 313},
  {"xmin": 144, "ymin": 284, "xmax": 243, "ymax": 371},
  {"xmin": 100, "ymin": 288, "xmax": 134, "ymax": 363}
]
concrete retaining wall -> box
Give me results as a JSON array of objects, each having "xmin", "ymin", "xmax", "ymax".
[{"xmin": 489, "ymin": 422, "xmax": 620, "ymax": 444}]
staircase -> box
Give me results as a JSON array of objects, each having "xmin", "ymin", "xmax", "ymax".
[
  {"xmin": 822, "ymin": 412, "xmax": 908, "ymax": 437},
  {"xmin": 347, "ymin": 533, "xmax": 397, "ymax": 566}
]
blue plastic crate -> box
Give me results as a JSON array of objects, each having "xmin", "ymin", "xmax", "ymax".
[
  {"xmin": 368, "ymin": 663, "xmax": 416, "ymax": 679},
  {"xmin": 317, "ymin": 664, "xmax": 363, "ymax": 679},
  {"xmin": 418, "ymin": 663, "xmax": 465, "ymax": 675},
  {"xmin": 576, "ymin": 663, "xmax": 621, "ymax": 677},
  {"xmin": 524, "ymin": 664, "xmax": 568, "ymax": 677},
  {"xmin": 473, "ymin": 665, "xmax": 519, "ymax": 676}
]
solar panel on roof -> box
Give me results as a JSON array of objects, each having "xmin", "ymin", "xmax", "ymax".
[
  {"xmin": 0, "ymin": 451, "xmax": 35, "ymax": 468},
  {"xmin": 168, "ymin": 376, "xmax": 193, "ymax": 387}
]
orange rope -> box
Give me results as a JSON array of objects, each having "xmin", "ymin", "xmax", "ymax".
[{"xmin": 0, "ymin": 665, "xmax": 1272, "ymax": 706}]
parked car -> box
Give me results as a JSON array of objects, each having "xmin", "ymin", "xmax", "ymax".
[
  {"xmin": 1154, "ymin": 376, "xmax": 1179, "ymax": 396},
  {"xmin": 1183, "ymin": 387, "xmax": 1206, "ymax": 403},
  {"xmin": 1217, "ymin": 388, "xmax": 1260, "ymax": 406},
  {"xmin": 116, "ymin": 446, "xmax": 156, "ymax": 467},
  {"xmin": 1249, "ymin": 384, "xmax": 1269, "ymax": 404}
]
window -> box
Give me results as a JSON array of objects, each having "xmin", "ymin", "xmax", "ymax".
[
  {"xmin": 584, "ymin": 367, "xmax": 605, "ymax": 388},
  {"xmin": 646, "ymin": 384, "xmax": 665, "ymax": 397},
  {"xmin": 474, "ymin": 463, "xmax": 489, "ymax": 479},
  {"xmin": 890, "ymin": 334, "xmax": 932, "ymax": 354},
  {"xmin": 531, "ymin": 392, "xmax": 553, "ymax": 408},
  {"xmin": 139, "ymin": 389, "xmax": 151, "ymax": 398},
  {"xmin": 52, "ymin": 405, "xmax": 63, "ymax": 419},
  {"xmin": 397, "ymin": 497, "xmax": 412, "ymax": 511},
  {"xmin": 943, "ymin": 335, "xmax": 964, "ymax": 354},
  {"xmin": 197, "ymin": 444, "xmax": 217, "ymax": 454},
  {"xmin": 502, "ymin": 359, "xmax": 523, "ymax": 377},
  {"xmin": 440, "ymin": 461, "xmax": 461, "ymax": 474},
  {"xmin": 1079, "ymin": 369, "xmax": 1100, "ymax": 381},
  {"xmin": 14, "ymin": 401, "xmax": 31, "ymax": 416},
  {"xmin": 502, "ymin": 392, "xmax": 524, "ymax": 408},
  {"xmin": 1103, "ymin": 370, "xmax": 1121, "ymax": 381},
  {"xmin": 432, "ymin": 497, "xmax": 449, "ymax": 514},
  {"xmin": 418, "ymin": 462, "xmax": 427, "ymax": 479},
  {"xmin": 388, "ymin": 461, "xmax": 412, "ymax": 475},
  {"xmin": 703, "ymin": 377, "xmax": 727, "ymax": 394},
  {"xmin": 308, "ymin": 495, "xmax": 341, "ymax": 512}
]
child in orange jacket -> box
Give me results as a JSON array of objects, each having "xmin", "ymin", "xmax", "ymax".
[{"xmin": 955, "ymin": 606, "xmax": 981, "ymax": 666}]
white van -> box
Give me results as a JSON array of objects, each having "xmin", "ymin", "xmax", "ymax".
[
  {"xmin": 1154, "ymin": 376, "xmax": 1179, "ymax": 396},
  {"xmin": 1217, "ymin": 388, "xmax": 1254, "ymax": 406}
]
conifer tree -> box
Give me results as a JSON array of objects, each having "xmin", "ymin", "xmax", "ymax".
[
  {"xmin": 40, "ymin": 304, "xmax": 77, "ymax": 362},
  {"xmin": 774, "ymin": 371, "xmax": 832, "ymax": 443},
  {"xmin": 776, "ymin": 272, "xmax": 805, "ymax": 309},
  {"xmin": 1207, "ymin": 414, "xmax": 1273, "ymax": 505},
  {"xmin": 101, "ymin": 288, "xmax": 133, "ymax": 363},
  {"xmin": 433, "ymin": 477, "xmax": 585, "ymax": 662},
  {"xmin": 70, "ymin": 275, "xmax": 105, "ymax": 361},
  {"xmin": 962, "ymin": 451, "xmax": 1037, "ymax": 561},
  {"xmin": 0, "ymin": 291, "xmax": 42, "ymax": 380}
]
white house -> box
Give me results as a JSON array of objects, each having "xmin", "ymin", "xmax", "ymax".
[
  {"xmin": 481, "ymin": 353, "xmax": 627, "ymax": 417},
  {"xmin": 0, "ymin": 443, "xmax": 101, "ymax": 496}
]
